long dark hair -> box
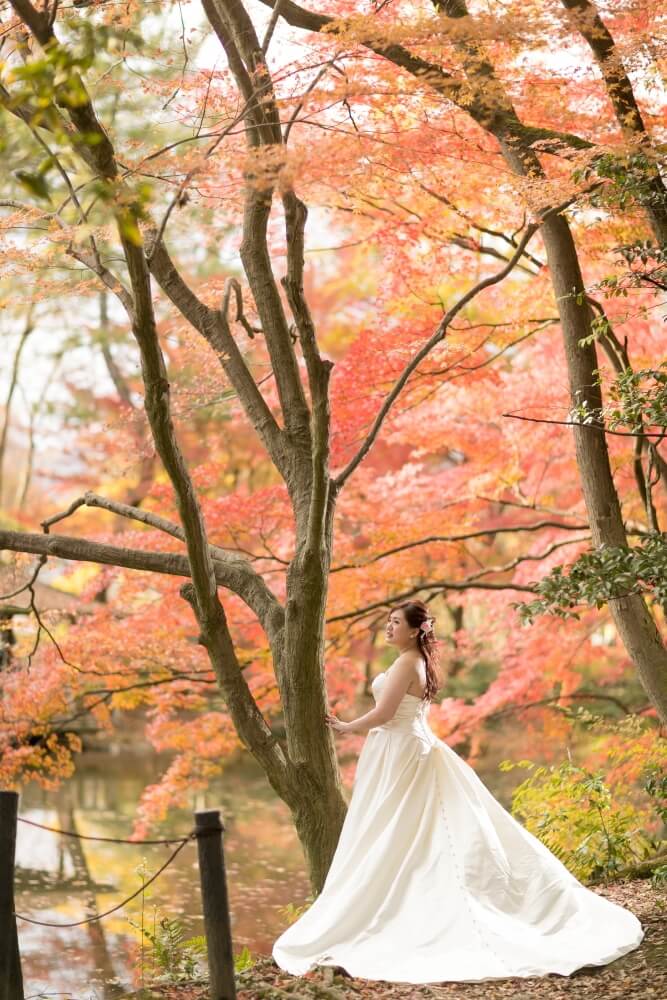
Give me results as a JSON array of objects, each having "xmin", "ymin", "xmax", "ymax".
[{"xmin": 391, "ymin": 599, "xmax": 441, "ymax": 702}]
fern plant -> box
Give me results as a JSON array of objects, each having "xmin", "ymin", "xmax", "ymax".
[
  {"xmin": 128, "ymin": 857, "xmax": 258, "ymax": 989},
  {"xmin": 128, "ymin": 908, "xmax": 207, "ymax": 985}
]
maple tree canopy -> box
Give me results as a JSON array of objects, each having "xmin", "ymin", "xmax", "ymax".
[{"xmin": 0, "ymin": 0, "xmax": 665, "ymax": 889}]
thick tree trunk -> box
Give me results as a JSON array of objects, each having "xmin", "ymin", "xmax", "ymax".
[
  {"xmin": 285, "ymin": 487, "xmax": 349, "ymax": 891},
  {"xmin": 534, "ymin": 208, "xmax": 667, "ymax": 721}
]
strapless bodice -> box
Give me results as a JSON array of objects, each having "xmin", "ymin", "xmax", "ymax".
[{"xmin": 370, "ymin": 671, "xmax": 436, "ymax": 741}]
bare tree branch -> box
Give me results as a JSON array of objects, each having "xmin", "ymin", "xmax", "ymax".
[
  {"xmin": 487, "ymin": 689, "xmax": 639, "ymax": 720},
  {"xmin": 261, "ymin": 0, "xmax": 285, "ymax": 54},
  {"xmin": 0, "ymin": 526, "xmax": 285, "ymax": 644},
  {"xmin": 144, "ymin": 233, "xmax": 294, "ymax": 484},
  {"xmin": 326, "ymin": 577, "xmax": 537, "ymax": 625},
  {"xmin": 202, "ymin": 0, "xmax": 313, "ymax": 457},
  {"xmin": 419, "ymin": 184, "xmax": 545, "ymax": 271},
  {"xmin": 334, "ymin": 213, "xmax": 548, "ymax": 490},
  {"xmin": 502, "ymin": 412, "xmax": 667, "ymax": 438},
  {"xmin": 331, "ymin": 519, "xmax": 590, "ymax": 572}
]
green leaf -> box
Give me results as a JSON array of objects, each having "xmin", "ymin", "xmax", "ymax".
[{"xmin": 14, "ymin": 170, "xmax": 51, "ymax": 201}]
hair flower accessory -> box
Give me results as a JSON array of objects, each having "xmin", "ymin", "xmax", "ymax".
[{"xmin": 419, "ymin": 617, "xmax": 435, "ymax": 636}]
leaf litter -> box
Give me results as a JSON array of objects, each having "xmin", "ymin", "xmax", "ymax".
[{"xmin": 130, "ymin": 879, "xmax": 664, "ymax": 1000}]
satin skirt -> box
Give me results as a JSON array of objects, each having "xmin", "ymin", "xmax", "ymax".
[{"xmin": 272, "ymin": 707, "xmax": 644, "ymax": 983}]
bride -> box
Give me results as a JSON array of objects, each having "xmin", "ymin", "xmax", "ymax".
[{"xmin": 271, "ymin": 600, "xmax": 645, "ymax": 984}]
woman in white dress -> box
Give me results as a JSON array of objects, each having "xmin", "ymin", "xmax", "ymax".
[{"xmin": 272, "ymin": 600, "xmax": 645, "ymax": 984}]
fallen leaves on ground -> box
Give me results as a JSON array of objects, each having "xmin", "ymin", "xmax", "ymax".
[{"xmin": 139, "ymin": 879, "xmax": 665, "ymax": 1000}]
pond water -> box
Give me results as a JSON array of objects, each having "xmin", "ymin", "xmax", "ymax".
[
  {"xmin": 16, "ymin": 748, "xmax": 311, "ymax": 998},
  {"xmin": 14, "ymin": 727, "xmax": 531, "ymax": 998}
]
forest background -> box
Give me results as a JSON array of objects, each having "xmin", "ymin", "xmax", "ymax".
[{"xmin": 0, "ymin": 0, "xmax": 665, "ymax": 897}]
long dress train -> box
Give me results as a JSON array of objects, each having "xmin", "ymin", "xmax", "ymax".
[{"xmin": 272, "ymin": 668, "xmax": 645, "ymax": 983}]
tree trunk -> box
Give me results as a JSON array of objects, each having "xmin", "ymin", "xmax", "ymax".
[
  {"xmin": 501, "ymin": 145, "xmax": 667, "ymax": 724},
  {"xmin": 279, "ymin": 486, "xmax": 349, "ymax": 891}
]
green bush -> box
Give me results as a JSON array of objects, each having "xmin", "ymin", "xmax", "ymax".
[{"xmin": 499, "ymin": 712, "xmax": 666, "ymax": 883}]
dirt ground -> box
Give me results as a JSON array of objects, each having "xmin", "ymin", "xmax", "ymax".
[{"xmin": 145, "ymin": 878, "xmax": 665, "ymax": 1000}]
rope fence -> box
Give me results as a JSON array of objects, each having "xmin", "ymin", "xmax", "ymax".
[
  {"xmin": 17, "ymin": 815, "xmax": 194, "ymax": 845},
  {"xmin": 0, "ymin": 791, "xmax": 237, "ymax": 1000},
  {"xmin": 14, "ymin": 832, "xmax": 195, "ymax": 928}
]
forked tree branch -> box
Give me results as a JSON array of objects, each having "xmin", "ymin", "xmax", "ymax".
[
  {"xmin": 330, "ymin": 519, "xmax": 590, "ymax": 572},
  {"xmin": 202, "ymin": 0, "xmax": 313, "ymax": 455}
]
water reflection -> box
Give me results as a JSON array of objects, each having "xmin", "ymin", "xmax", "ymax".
[
  {"xmin": 16, "ymin": 724, "xmax": 533, "ymax": 998},
  {"xmin": 16, "ymin": 750, "xmax": 310, "ymax": 998}
]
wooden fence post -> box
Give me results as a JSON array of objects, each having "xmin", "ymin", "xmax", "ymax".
[
  {"xmin": 0, "ymin": 791, "xmax": 24, "ymax": 1000},
  {"xmin": 195, "ymin": 809, "xmax": 236, "ymax": 1000}
]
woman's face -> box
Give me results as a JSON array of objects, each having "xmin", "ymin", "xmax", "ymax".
[{"xmin": 385, "ymin": 609, "xmax": 417, "ymax": 650}]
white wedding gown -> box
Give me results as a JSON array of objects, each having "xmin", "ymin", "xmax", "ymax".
[{"xmin": 272, "ymin": 669, "xmax": 645, "ymax": 983}]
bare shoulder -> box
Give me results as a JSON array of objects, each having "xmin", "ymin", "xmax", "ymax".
[
  {"xmin": 391, "ymin": 651, "xmax": 424, "ymax": 678},
  {"xmin": 390, "ymin": 651, "xmax": 426, "ymax": 696}
]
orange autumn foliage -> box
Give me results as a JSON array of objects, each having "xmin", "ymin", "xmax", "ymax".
[{"xmin": 0, "ymin": 0, "xmax": 664, "ymax": 830}]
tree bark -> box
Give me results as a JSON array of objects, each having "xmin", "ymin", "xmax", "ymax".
[
  {"xmin": 469, "ymin": 8, "xmax": 667, "ymax": 720},
  {"xmin": 527, "ymin": 205, "xmax": 667, "ymax": 720},
  {"xmin": 559, "ymin": 0, "xmax": 667, "ymax": 247}
]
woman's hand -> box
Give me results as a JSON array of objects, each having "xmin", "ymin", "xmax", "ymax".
[{"xmin": 325, "ymin": 712, "xmax": 351, "ymax": 734}]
